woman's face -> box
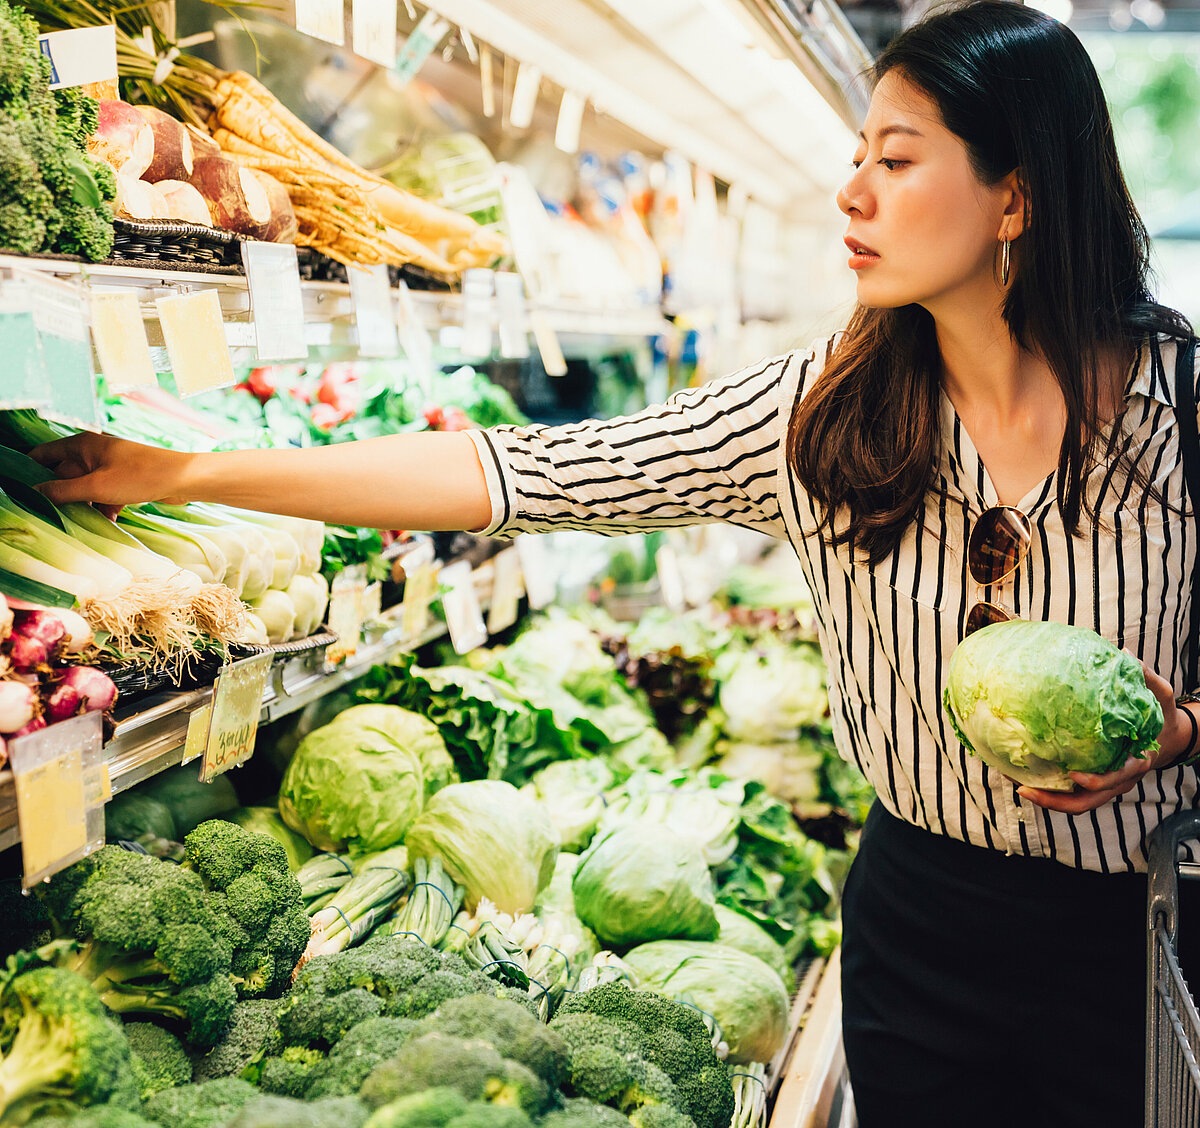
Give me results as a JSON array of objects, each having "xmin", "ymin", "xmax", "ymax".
[{"xmin": 837, "ymin": 71, "xmax": 1015, "ymax": 312}]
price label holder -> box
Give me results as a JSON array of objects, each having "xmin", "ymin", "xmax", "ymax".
[
  {"xmin": 181, "ymin": 702, "xmax": 213, "ymax": 766},
  {"xmin": 395, "ymin": 279, "xmax": 434, "ymax": 395},
  {"xmin": 240, "ymin": 242, "xmax": 307, "ymax": 362},
  {"xmin": 361, "ymin": 581, "xmax": 383, "ymax": 627},
  {"xmin": 353, "ymin": 0, "xmax": 397, "ymax": 66},
  {"xmin": 516, "ymin": 534, "xmax": 556, "ymax": 610},
  {"xmin": 199, "ymin": 652, "xmax": 274, "ymax": 783},
  {"xmin": 38, "ymin": 25, "xmax": 118, "ymax": 90},
  {"xmin": 392, "ymin": 10, "xmax": 449, "ymax": 86},
  {"xmin": 156, "ymin": 289, "xmax": 236, "ymax": 396},
  {"xmin": 494, "ymin": 272, "xmax": 529, "ymax": 359},
  {"xmin": 295, "ymin": 0, "xmax": 345, "ymax": 45},
  {"xmin": 555, "ymin": 90, "xmax": 585, "ymax": 154},
  {"xmin": 0, "ymin": 275, "xmax": 46, "ymax": 410},
  {"xmin": 528, "ymin": 310, "xmax": 568, "ymax": 378},
  {"xmin": 90, "ymin": 291, "xmax": 157, "ymax": 391},
  {"xmin": 509, "ymin": 61, "xmax": 542, "ymax": 131},
  {"xmin": 350, "ymin": 264, "xmax": 399, "ymax": 358},
  {"xmin": 486, "ymin": 547, "xmax": 524, "ymax": 634},
  {"xmin": 326, "ymin": 564, "xmax": 368, "ymax": 665},
  {"xmin": 654, "ymin": 544, "xmax": 688, "ymax": 613},
  {"xmin": 21, "ymin": 270, "xmax": 98, "ymax": 428},
  {"xmin": 9, "ymin": 711, "xmax": 105, "ymax": 889},
  {"xmin": 399, "ymin": 540, "xmax": 438, "ymax": 639},
  {"xmin": 440, "ymin": 560, "xmax": 487, "ymax": 654},
  {"xmin": 460, "ymin": 268, "xmax": 494, "ymax": 358}
]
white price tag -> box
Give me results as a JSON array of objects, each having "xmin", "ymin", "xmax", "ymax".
[
  {"xmin": 655, "ymin": 544, "xmax": 687, "ymax": 612},
  {"xmin": 295, "ymin": 0, "xmax": 345, "ymax": 45},
  {"xmin": 555, "ymin": 90, "xmax": 585, "ymax": 155},
  {"xmin": 392, "ymin": 10, "xmax": 449, "ymax": 85},
  {"xmin": 509, "ymin": 62, "xmax": 542, "ymax": 131},
  {"xmin": 90, "ymin": 292, "xmax": 156, "ymax": 391},
  {"xmin": 515, "ymin": 534, "xmax": 556, "ymax": 610},
  {"xmin": 240, "ymin": 242, "xmax": 308, "ymax": 362},
  {"xmin": 460, "ymin": 268, "xmax": 494, "ymax": 358},
  {"xmin": 353, "ymin": 0, "xmax": 398, "ymax": 66},
  {"xmin": 494, "ymin": 272, "xmax": 529, "ymax": 359},
  {"xmin": 395, "ymin": 279, "xmax": 435, "ymax": 394},
  {"xmin": 528, "ymin": 310, "xmax": 567, "ymax": 377},
  {"xmin": 10, "ymin": 711, "xmax": 105, "ymax": 889},
  {"xmin": 401, "ymin": 560, "xmax": 439, "ymax": 640},
  {"xmin": 350, "ymin": 264, "xmax": 399, "ymax": 358},
  {"xmin": 156, "ymin": 290, "xmax": 236, "ymax": 396},
  {"xmin": 480, "ymin": 45, "xmax": 496, "ymax": 118},
  {"xmin": 0, "ymin": 276, "xmax": 46, "ymax": 410},
  {"xmin": 326, "ymin": 564, "xmax": 367, "ymax": 664},
  {"xmin": 201, "ymin": 652, "xmax": 273, "ymax": 783},
  {"xmin": 38, "ymin": 26, "xmax": 118, "ymax": 90},
  {"xmin": 487, "ymin": 547, "xmax": 524, "ymax": 634},
  {"xmin": 440, "ymin": 560, "xmax": 487, "ymax": 654},
  {"xmin": 21, "ymin": 271, "xmax": 97, "ymax": 429}
]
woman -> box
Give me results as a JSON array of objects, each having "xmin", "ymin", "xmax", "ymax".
[{"xmin": 34, "ymin": 3, "xmax": 1199, "ymax": 1124}]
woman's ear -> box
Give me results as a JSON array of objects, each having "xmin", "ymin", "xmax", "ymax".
[{"xmin": 999, "ymin": 168, "xmax": 1030, "ymax": 240}]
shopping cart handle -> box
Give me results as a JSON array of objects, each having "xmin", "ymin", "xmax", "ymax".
[{"xmin": 1147, "ymin": 810, "xmax": 1200, "ymax": 945}]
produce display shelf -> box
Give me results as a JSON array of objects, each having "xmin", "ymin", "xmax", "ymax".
[
  {"xmin": 0, "ymin": 254, "xmax": 670, "ymax": 350},
  {"xmin": 0, "ymin": 564, "xmax": 493, "ymax": 857}
]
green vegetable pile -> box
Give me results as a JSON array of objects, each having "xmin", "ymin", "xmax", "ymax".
[{"xmin": 0, "ymin": 0, "xmax": 115, "ymax": 259}]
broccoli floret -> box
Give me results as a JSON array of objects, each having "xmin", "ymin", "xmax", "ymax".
[
  {"xmin": 0, "ymin": 878, "xmax": 52, "ymax": 957},
  {"xmin": 539, "ymin": 1099, "xmax": 631, "ymax": 1128},
  {"xmin": 305, "ymin": 1017, "xmax": 418, "ymax": 1098},
  {"xmin": 142, "ymin": 1075, "xmax": 259, "ymax": 1128},
  {"xmin": 628, "ymin": 1108, "xmax": 696, "ymax": 1128},
  {"xmin": 190, "ymin": 998, "xmax": 283, "ymax": 1083},
  {"xmin": 258, "ymin": 1045, "xmax": 325, "ymax": 1098},
  {"xmin": 561, "ymin": 1045, "xmax": 677, "ymax": 1115},
  {"xmin": 414, "ymin": 994, "xmax": 567, "ymax": 1089},
  {"xmin": 36, "ymin": 846, "xmax": 237, "ymax": 1049},
  {"xmin": 552, "ymin": 985, "xmax": 733, "ymax": 1128},
  {"xmin": 445, "ymin": 1105, "xmax": 534, "ymax": 1128},
  {"xmin": 277, "ymin": 986, "xmax": 384, "ymax": 1053},
  {"xmin": 182, "ymin": 821, "xmax": 310, "ymax": 1000},
  {"xmin": 36, "ymin": 1104, "xmax": 162, "ymax": 1128},
  {"xmin": 0, "ymin": 966, "xmax": 138, "ymax": 1123},
  {"xmin": 359, "ymin": 1032, "xmax": 547, "ymax": 1117},
  {"xmin": 124, "ymin": 1022, "xmax": 191, "ymax": 1100},
  {"xmin": 361, "ymin": 1087, "xmax": 470, "ymax": 1128},
  {"xmin": 223, "ymin": 1093, "xmax": 370, "ymax": 1128}
]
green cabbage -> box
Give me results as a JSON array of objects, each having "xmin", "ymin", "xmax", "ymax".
[
  {"xmin": 943, "ymin": 620, "xmax": 1163, "ymax": 790},
  {"xmin": 573, "ymin": 823, "xmax": 719, "ymax": 947},
  {"xmin": 534, "ymin": 853, "xmax": 600, "ymax": 966},
  {"xmin": 623, "ymin": 940, "xmax": 790, "ymax": 1064},
  {"xmin": 224, "ymin": 807, "xmax": 314, "ymax": 871},
  {"xmin": 717, "ymin": 641, "xmax": 829, "ymax": 742},
  {"xmin": 330, "ymin": 704, "xmax": 458, "ymax": 799},
  {"xmin": 523, "ymin": 759, "xmax": 616, "ymax": 851},
  {"xmin": 278, "ymin": 715, "xmax": 426, "ymax": 853},
  {"xmin": 714, "ymin": 904, "xmax": 791, "ymax": 989},
  {"xmin": 405, "ymin": 780, "xmax": 560, "ymax": 914}
]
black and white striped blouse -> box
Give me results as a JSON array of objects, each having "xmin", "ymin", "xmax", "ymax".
[{"xmin": 467, "ymin": 333, "xmax": 1200, "ymax": 874}]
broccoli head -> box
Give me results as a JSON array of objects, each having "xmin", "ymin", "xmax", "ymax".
[
  {"xmin": 36, "ymin": 1104, "xmax": 162, "ymax": 1128},
  {"xmin": 190, "ymin": 998, "xmax": 283, "ymax": 1084},
  {"xmin": 358, "ymin": 1032, "xmax": 547, "ymax": 1117},
  {"xmin": 124, "ymin": 1021, "xmax": 191, "ymax": 1100},
  {"xmin": 142, "ymin": 1075, "xmax": 259, "ymax": 1128},
  {"xmin": 0, "ymin": 878, "xmax": 51, "ymax": 958},
  {"xmin": 539, "ymin": 1099, "xmax": 631, "ymax": 1128},
  {"xmin": 444, "ymin": 1106, "xmax": 534, "ymax": 1128},
  {"xmin": 305, "ymin": 1016, "xmax": 418, "ymax": 1098},
  {"xmin": 0, "ymin": 966, "xmax": 137, "ymax": 1124},
  {"xmin": 36, "ymin": 846, "xmax": 237, "ymax": 1049},
  {"xmin": 361, "ymin": 1087, "xmax": 470, "ymax": 1128},
  {"xmin": 257, "ymin": 1045, "xmax": 325, "ymax": 1099},
  {"xmin": 414, "ymin": 994, "xmax": 567, "ymax": 1090},
  {"xmin": 223, "ymin": 1093, "xmax": 370, "ymax": 1128},
  {"xmin": 552, "ymin": 984, "xmax": 734, "ymax": 1128},
  {"xmin": 628, "ymin": 1108, "xmax": 697, "ymax": 1128},
  {"xmin": 183, "ymin": 821, "xmax": 310, "ymax": 999}
]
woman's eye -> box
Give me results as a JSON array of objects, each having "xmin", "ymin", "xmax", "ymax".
[
  {"xmin": 851, "ymin": 159, "xmax": 864, "ymax": 169},
  {"xmin": 879, "ymin": 158, "xmax": 907, "ymax": 171}
]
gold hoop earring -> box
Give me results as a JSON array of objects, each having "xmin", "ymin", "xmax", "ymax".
[{"xmin": 1001, "ymin": 238, "xmax": 1011, "ymax": 286}]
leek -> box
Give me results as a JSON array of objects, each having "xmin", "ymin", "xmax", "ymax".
[
  {"xmin": 118, "ymin": 509, "xmax": 228, "ymax": 587},
  {"xmin": 148, "ymin": 504, "xmax": 274, "ymax": 600},
  {"xmin": 248, "ymin": 589, "xmax": 295, "ymax": 644},
  {"xmin": 214, "ymin": 505, "xmax": 323, "ymax": 576},
  {"xmin": 284, "ymin": 572, "xmax": 328, "ymax": 638}
]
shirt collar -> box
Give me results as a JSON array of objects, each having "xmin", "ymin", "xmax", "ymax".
[{"xmin": 1123, "ymin": 334, "xmax": 1175, "ymax": 408}]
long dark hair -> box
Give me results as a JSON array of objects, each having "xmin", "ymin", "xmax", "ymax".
[{"xmin": 788, "ymin": 0, "xmax": 1192, "ymax": 566}]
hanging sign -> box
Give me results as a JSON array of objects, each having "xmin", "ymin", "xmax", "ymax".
[
  {"xmin": 460, "ymin": 268, "xmax": 495, "ymax": 358},
  {"xmin": 156, "ymin": 289, "xmax": 237, "ymax": 396},
  {"xmin": 295, "ymin": 0, "xmax": 345, "ymax": 46},
  {"xmin": 486, "ymin": 547, "xmax": 524, "ymax": 634},
  {"xmin": 199, "ymin": 652, "xmax": 273, "ymax": 783},
  {"xmin": 528, "ymin": 309, "xmax": 567, "ymax": 377},
  {"xmin": 0, "ymin": 275, "xmax": 46, "ymax": 411},
  {"xmin": 516, "ymin": 534, "xmax": 556, "ymax": 610},
  {"xmin": 392, "ymin": 10, "xmax": 449, "ymax": 86},
  {"xmin": 38, "ymin": 26, "xmax": 118, "ymax": 90},
  {"xmin": 395, "ymin": 279, "xmax": 435, "ymax": 394},
  {"xmin": 241, "ymin": 242, "xmax": 307, "ymax": 362},
  {"xmin": 494, "ymin": 272, "xmax": 529, "ymax": 359},
  {"xmin": 509, "ymin": 62, "xmax": 542, "ymax": 130},
  {"xmin": 350, "ymin": 264, "xmax": 399, "ymax": 358},
  {"xmin": 23, "ymin": 271, "xmax": 98, "ymax": 429},
  {"xmin": 326, "ymin": 564, "xmax": 368, "ymax": 665},
  {"xmin": 353, "ymin": 0, "xmax": 398, "ymax": 66},
  {"xmin": 555, "ymin": 90, "xmax": 585, "ymax": 154},
  {"xmin": 90, "ymin": 291, "xmax": 157, "ymax": 391},
  {"xmin": 440, "ymin": 560, "xmax": 487, "ymax": 654}
]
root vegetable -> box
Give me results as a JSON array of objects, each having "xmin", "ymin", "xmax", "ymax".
[
  {"xmin": 156, "ymin": 180, "xmax": 212, "ymax": 226},
  {"xmin": 7, "ymin": 629, "xmax": 56, "ymax": 673},
  {"xmin": 135, "ymin": 105, "xmax": 195, "ymax": 183},
  {"xmin": 87, "ymin": 100, "xmax": 154, "ymax": 177},
  {"xmin": 185, "ymin": 123, "xmax": 221, "ymax": 161},
  {"xmin": 245, "ymin": 170, "xmax": 297, "ymax": 243},
  {"xmin": 0, "ymin": 680, "xmax": 36, "ymax": 734},
  {"xmin": 114, "ymin": 174, "xmax": 167, "ymax": 221},
  {"xmin": 189, "ymin": 154, "xmax": 272, "ymax": 235},
  {"xmin": 14, "ymin": 608, "xmax": 94, "ymax": 656},
  {"xmin": 43, "ymin": 667, "xmax": 118, "ymax": 723},
  {"xmin": 12, "ymin": 716, "xmax": 45, "ymax": 739}
]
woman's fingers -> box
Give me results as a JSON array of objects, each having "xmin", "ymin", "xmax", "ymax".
[
  {"xmin": 1017, "ymin": 754, "xmax": 1152, "ymax": 812},
  {"xmin": 29, "ymin": 434, "xmax": 192, "ymax": 508}
]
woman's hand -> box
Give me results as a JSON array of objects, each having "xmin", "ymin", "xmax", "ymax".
[
  {"xmin": 31, "ymin": 432, "xmax": 195, "ymax": 508},
  {"xmin": 1018, "ymin": 663, "xmax": 1193, "ymax": 813}
]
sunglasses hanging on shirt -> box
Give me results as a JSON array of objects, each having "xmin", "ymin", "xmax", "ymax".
[{"xmin": 965, "ymin": 504, "xmax": 1032, "ymax": 636}]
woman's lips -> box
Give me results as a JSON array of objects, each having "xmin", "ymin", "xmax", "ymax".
[{"xmin": 844, "ymin": 235, "xmax": 881, "ymax": 269}]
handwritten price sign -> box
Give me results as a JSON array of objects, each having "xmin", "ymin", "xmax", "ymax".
[{"xmin": 200, "ymin": 652, "xmax": 273, "ymax": 783}]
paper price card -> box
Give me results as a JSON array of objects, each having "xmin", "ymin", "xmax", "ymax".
[
  {"xmin": 515, "ymin": 534, "xmax": 556, "ymax": 610},
  {"xmin": 494, "ymin": 272, "xmax": 529, "ymax": 360},
  {"xmin": 353, "ymin": 0, "xmax": 398, "ymax": 67},
  {"xmin": 200, "ymin": 652, "xmax": 274, "ymax": 783},
  {"xmin": 181, "ymin": 702, "xmax": 213, "ymax": 766},
  {"xmin": 401, "ymin": 560, "xmax": 439, "ymax": 640},
  {"xmin": 655, "ymin": 544, "xmax": 687, "ymax": 613},
  {"xmin": 528, "ymin": 310, "xmax": 567, "ymax": 378},
  {"xmin": 240, "ymin": 242, "xmax": 308, "ymax": 362},
  {"xmin": 295, "ymin": 0, "xmax": 345, "ymax": 45},
  {"xmin": 0, "ymin": 276, "xmax": 46, "ymax": 410},
  {"xmin": 156, "ymin": 289, "xmax": 237, "ymax": 396},
  {"xmin": 38, "ymin": 26, "xmax": 118, "ymax": 90},
  {"xmin": 395, "ymin": 280, "xmax": 435, "ymax": 394},
  {"xmin": 90, "ymin": 291, "xmax": 157, "ymax": 391},
  {"xmin": 22, "ymin": 271, "xmax": 98, "ymax": 429},
  {"xmin": 486, "ymin": 547, "xmax": 524, "ymax": 635},
  {"xmin": 326, "ymin": 564, "xmax": 368, "ymax": 665},
  {"xmin": 10, "ymin": 711, "xmax": 104, "ymax": 889},
  {"xmin": 460, "ymin": 268, "xmax": 494, "ymax": 358},
  {"xmin": 350, "ymin": 264, "xmax": 399, "ymax": 358},
  {"xmin": 440, "ymin": 560, "xmax": 487, "ymax": 655},
  {"xmin": 392, "ymin": 10, "xmax": 449, "ymax": 86}
]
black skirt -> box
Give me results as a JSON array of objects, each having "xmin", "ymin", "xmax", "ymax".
[{"xmin": 841, "ymin": 802, "xmax": 1200, "ymax": 1128}]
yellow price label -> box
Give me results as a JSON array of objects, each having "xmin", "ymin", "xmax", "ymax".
[
  {"xmin": 401, "ymin": 562, "xmax": 439, "ymax": 640},
  {"xmin": 201, "ymin": 652, "xmax": 273, "ymax": 783}
]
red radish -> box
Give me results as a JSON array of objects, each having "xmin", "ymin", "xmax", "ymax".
[
  {"xmin": 87, "ymin": 100, "xmax": 154, "ymax": 177},
  {"xmin": 14, "ymin": 608, "xmax": 93, "ymax": 656},
  {"xmin": 0, "ymin": 680, "xmax": 37, "ymax": 734},
  {"xmin": 114, "ymin": 173, "xmax": 167, "ymax": 221},
  {"xmin": 43, "ymin": 667, "xmax": 118, "ymax": 723},
  {"xmin": 134, "ymin": 105, "xmax": 195, "ymax": 183},
  {"xmin": 189, "ymin": 154, "xmax": 272, "ymax": 235},
  {"xmin": 155, "ymin": 180, "xmax": 212, "ymax": 226},
  {"xmin": 244, "ymin": 170, "xmax": 298, "ymax": 243},
  {"xmin": 0, "ymin": 592, "xmax": 10, "ymax": 643},
  {"xmin": 12, "ymin": 716, "xmax": 46, "ymax": 739},
  {"xmin": 246, "ymin": 367, "xmax": 280, "ymax": 403},
  {"xmin": 7, "ymin": 631, "xmax": 53, "ymax": 673}
]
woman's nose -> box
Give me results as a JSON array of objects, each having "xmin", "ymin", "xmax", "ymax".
[{"xmin": 837, "ymin": 170, "xmax": 872, "ymax": 218}]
